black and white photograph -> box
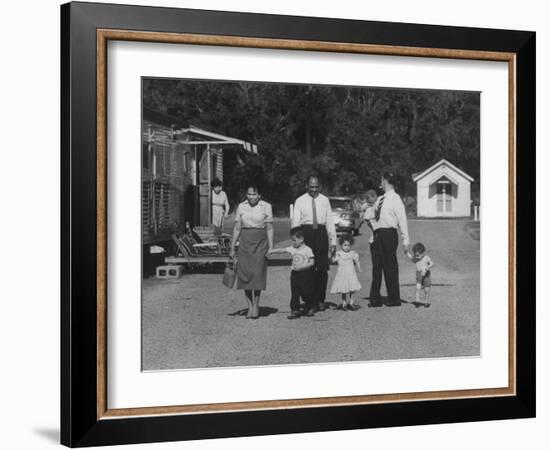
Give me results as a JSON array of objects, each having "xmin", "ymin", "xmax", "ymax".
[
  {"xmin": 141, "ymin": 78, "xmax": 481, "ymax": 370},
  {"xmin": 1, "ymin": 0, "xmax": 543, "ymax": 447}
]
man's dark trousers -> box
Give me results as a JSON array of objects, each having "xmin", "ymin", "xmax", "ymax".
[
  {"xmin": 302, "ymin": 224, "xmax": 329, "ymax": 307},
  {"xmin": 369, "ymin": 228, "xmax": 401, "ymax": 305}
]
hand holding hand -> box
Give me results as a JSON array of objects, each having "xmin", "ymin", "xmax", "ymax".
[
  {"xmin": 403, "ymin": 244, "xmax": 410, "ymax": 255},
  {"xmin": 330, "ymin": 245, "xmax": 336, "ymax": 258}
]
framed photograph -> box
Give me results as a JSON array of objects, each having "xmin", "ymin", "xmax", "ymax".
[{"xmin": 61, "ymin": 1, "xmax": 535, "ymax": 447}]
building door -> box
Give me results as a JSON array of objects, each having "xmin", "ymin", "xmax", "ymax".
[
  {"xmin": 436, "ymin": 181, "xmax": 452, "ymax": 214},
  {"xmin": 198, "ymin": 146, "xmax": 212, "ymax": 226},
  {"xmin": 198, "ymin": 145, "xmax": 225, "ymax": 225}
]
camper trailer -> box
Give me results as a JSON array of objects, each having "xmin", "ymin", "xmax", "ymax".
[{"xmin": 142, "ymin": 108, "xmax": 257, "ymax": 274}]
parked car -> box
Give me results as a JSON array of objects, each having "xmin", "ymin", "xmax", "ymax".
[{"xmin": 328, "ymin": 196, "xmax": 362, "ymax": 235}]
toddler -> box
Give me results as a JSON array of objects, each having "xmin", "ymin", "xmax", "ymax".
[
  {"xmin": 330, "ymin": 234, "xmax": 362, "ymax": 311},
  {"xmin": 407, "ymin": 242, "xmax": 434, "ymax": 307},
  {"xmin": 362, "ymin": 189, "xmax": 378, "ymax": 245}
]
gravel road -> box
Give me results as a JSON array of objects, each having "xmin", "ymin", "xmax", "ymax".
[{"xmin": 142, "ymin": 219, "xmax": 480, "ymax": 370}]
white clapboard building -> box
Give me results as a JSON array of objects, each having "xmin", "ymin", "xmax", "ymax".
[{"xmin": 412, "ymin": 159, "xmax": 474, "ymax": 217}]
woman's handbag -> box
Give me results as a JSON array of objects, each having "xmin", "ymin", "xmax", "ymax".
[{"xmin": 222, "ymin": 257, "xmax": 238, "ymax": 288}]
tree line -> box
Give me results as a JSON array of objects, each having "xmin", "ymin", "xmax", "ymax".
[{"xmin": 143, "ymin": 79, "xmax": 480, "ymax": 214}]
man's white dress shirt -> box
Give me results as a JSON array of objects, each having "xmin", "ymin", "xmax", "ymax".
[
  {"xmin": 373, "ymin": 189, "xmax": 410, "ymax": 246},
  {"xmin": 291, "ymin": 193, "xmax": 337, "ymax": 246}
]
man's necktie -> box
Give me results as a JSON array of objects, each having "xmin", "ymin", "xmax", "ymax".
[
  {"xmin": 312, "ymin": 197, "xmax": 318, "ymax": 229},
  {"xmin": 375, "ymin": 195, "xmax": 385, "ymax": 221}
]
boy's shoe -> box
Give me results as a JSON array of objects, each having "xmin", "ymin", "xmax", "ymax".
[
  {"xmin": 304, "ymin": 309, "xmax": 316, "ymax": 317},
  {"xmin": 318, "ymin": 302, "xmax": 328, "ymax": 311},
  {"xmin": 348, "ymin": 304, "xmax": 358, "ymax": 311},
  {"xmin": 287, "ymin": 311, "xmax": 301, "ymax": 320},
  {"xmin": 424, "ymin": 303, "xmax": 431, "ymax": 308}
]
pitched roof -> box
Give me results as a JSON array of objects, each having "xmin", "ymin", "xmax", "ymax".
[{"xmin": 412, "ymin": 159, "xmax": 474, "ymax": 183}]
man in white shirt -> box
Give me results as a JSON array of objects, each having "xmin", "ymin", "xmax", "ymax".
[
  {"xmin": 369, "ymin": 173, "xmax": 410, "ymax": 307},
  {"xmin": 291, "ymin": 176, "xmax": 337, "ymax": 311}
]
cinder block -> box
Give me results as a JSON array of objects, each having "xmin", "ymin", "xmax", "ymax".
[{"xmin": 156, "ymin": 265, "xmax": 182, "ymax": 279}]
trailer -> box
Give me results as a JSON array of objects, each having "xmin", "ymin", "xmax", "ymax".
[{"xmin": 142, "ymin": 108, "xmax": 258, "ymax": 276}]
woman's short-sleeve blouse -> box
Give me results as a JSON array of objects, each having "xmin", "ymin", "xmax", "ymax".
[{"xmin": 235, "ymin": 200, "xmax": 273, "ymax": 228}]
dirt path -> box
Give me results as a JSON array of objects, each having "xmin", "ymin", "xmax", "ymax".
[{"xmin": 142, "ymin": 219, "xmax": 479, "ymax": 370}]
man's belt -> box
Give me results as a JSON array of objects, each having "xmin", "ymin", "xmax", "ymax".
[{"xmin": 301, "ymin": 224, "xmax": 327, "ymax": 229}]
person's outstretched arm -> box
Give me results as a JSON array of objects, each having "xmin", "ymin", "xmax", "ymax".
[
  {"xmin": 269, "ymin": 246, "xmax": 290, "ymax": 254},
  {"xmin": 290, "ymin": 197, "xmax": 301, "ymax": 229},
  {"xmin": 325, "ymin": 197, "xmax": 337, "ymax": 255},
  {"xmin": 266, "ymin": 202, "xmax": 274, "ymax": 253},
  {"xmin": 230, "ymin": 205, "xmax": 242, "ymax": 258},
  {"xmin": 395, "ymin": 197, "xmax": 410, "ymax": 254},
  {"xmin": 266, "ymin": 223, "xmax": 274, "ymax": 254},
  {"xmin": 353, "ymin": 252, "xmax": 362, "ymax": 272},
  {"xmin": 224, "ymin": 192, "xmax": 230, "ymax": 216}
]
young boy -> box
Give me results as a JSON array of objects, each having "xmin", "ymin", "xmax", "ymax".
[
  {"xmin": 407, "ymin": 242, "xmax": 434, "ymax": 307},
  {"xmin": 270, "ymin": 227, "xmax": 316, "ymax": 319}
]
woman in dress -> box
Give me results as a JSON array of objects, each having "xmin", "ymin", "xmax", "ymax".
[
  {"xmin": 211, "ymin": 178, "xmax": 230, "ymax": 235},
  {"xmin": 230, "ymin": 185, "xmax": 274, "ymax": 319}
]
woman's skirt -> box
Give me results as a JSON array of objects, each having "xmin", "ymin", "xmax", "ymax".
[{"xmin": 236, "ymin": 228, "xmax": 268, "ymax": 290}]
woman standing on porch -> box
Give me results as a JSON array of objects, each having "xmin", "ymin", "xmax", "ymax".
[
  {"xmin": 230, "ymin": 185, "xmax": 274, "ymax": 319},
  {"xmin": 211, "ymin": 178, "xmax": 230, "ymax": 235}
]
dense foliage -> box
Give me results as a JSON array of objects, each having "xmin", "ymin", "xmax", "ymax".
[{"xmin": 143, "ymin": 79, "xmax": 480, "ymax": 213}]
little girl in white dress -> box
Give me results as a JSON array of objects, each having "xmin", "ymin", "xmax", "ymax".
[{"xmin": 330, "ymin": 234, "xmax": 362, "ymax": 311}]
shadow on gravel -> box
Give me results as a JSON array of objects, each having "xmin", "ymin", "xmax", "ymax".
[
  {"xmin": 359, "ymin": 297, "xmax": 434, "ymax": 309},
  {"xmin": 361, "ymin": 295, "xmax": 390, "ymax": 302},
  {"xmin": 410, "ymin": 301, "xmax": 431, "ymax": 308},
  {"xmin": 228, "ymin": 307, "xmax": 279, "ymax": 317},
  {"xmin": 361, "ymin": 295, "xmax": 412, "ymax": 307}
]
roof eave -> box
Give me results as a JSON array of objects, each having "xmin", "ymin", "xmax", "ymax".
[{"xmin": 412, "ymin": 158, "xmax": 474, "ymax": 183}]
